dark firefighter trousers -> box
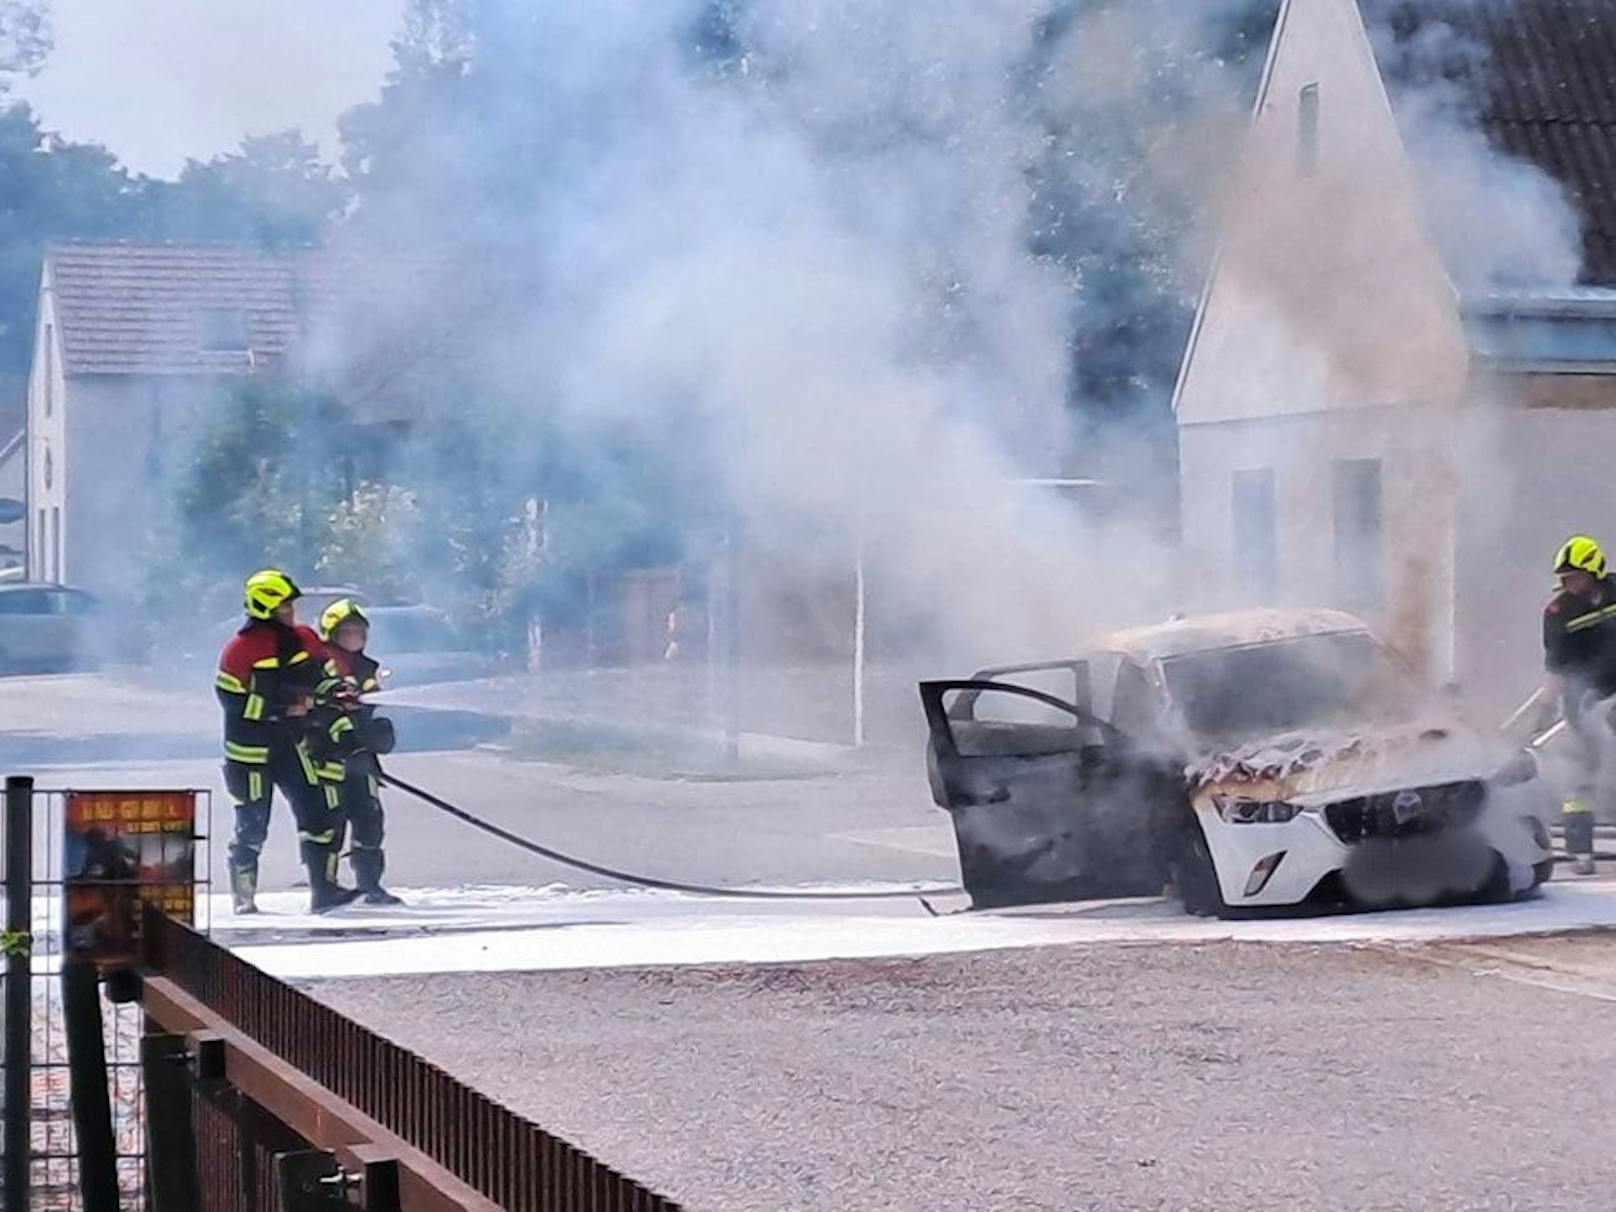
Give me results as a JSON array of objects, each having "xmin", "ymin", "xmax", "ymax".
[
  {"xmin": 318, "ymin": 754, "xmax": 388, "ymax": 891},
  {"xmin": 1563, "ymin": 691, "xmax": 1614, "ymax": 857},
  {"xmin": 224, "ymin": 741, "xmax": 344, "ymax": 877}
]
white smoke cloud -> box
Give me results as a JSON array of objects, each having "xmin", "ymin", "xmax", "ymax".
[{"xmin": 384, "ymin": 0, "xmax": 1279, "ymax": 681}]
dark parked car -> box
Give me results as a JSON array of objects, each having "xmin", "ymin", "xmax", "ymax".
[
  {"xmin": 362, "ymin": 604, "xmax": 498, "ymax": 687},
  {"xmin": 0, "ymin": 582, "xmax": 99, "ymax": 673},
  {"xmin": 195, "ymin": 596, "xmax": 493, "ymax": 688},
  {"xmin": 200, "ymin": 597, "xmax": 494, "ymax": 686}
]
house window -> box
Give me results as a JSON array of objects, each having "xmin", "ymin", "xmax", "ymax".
[
  {"xmin": 43, "ymin": 322, "xmax": 53, "ymax": 417},
  {"xmin": 199, "ymin": 307, "xmax": 251, "ymax": 352},
  {"xmin": 1231, "ymin": 468, "xmax": 1278, "ymax": 602},
  {"xmin": 50, "ymin": 506, "xmax": 60, "ymax": 581},
  {"xmin": 1333, "ymin": 458, "xmax": 1383, "ymax": 609},
  {"xmin": 1298, "ymin": 83, "xmax": 1320, "ymax": 177}
]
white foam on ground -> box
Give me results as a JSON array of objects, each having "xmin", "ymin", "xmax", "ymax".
[{"xmin": 212, "ymin": 880, "xmax": 1616, "ymax": 980}]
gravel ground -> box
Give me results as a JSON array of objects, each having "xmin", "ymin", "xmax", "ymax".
[
  {"xmin": 309, "ymin": 939, "xmax": 1616, "ymax": 1211},
  {"xmin": 27, "ymin": 980, "xmax": 147, "ymax": 1208}
]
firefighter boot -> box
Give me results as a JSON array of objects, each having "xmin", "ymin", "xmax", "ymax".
[
  {"xmin": 1564, "ymin": 800, "xmax": 1597, "ymax": 874},
  {"xmin": 228, "ymin": 861, "xmax": 259, "ymax": 915},
  {"xmin": 302, "ymin": 841, "xmax": 362, "ymax": 914},
  {"xmin": 351, "ymin": 847, "xmax": 403, "ymax": 906}
]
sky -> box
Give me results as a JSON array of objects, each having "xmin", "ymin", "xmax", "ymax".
[{"xmin": 16, "ymin": 0, "xmax": 406, "ymax": 178}]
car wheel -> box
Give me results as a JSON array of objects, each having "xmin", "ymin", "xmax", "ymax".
[
  {"xmin": 1168, "ymin": 815, "xmax": 1229, "ymax": 918},
  {"xmin": 1472, "ymin": 851, "xmax": 1517, "ymax": 905}
]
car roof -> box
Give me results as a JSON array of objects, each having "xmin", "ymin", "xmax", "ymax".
[{"xmin": 1090, "ymin": 608, "xmax": 1372, "ymax": 664}]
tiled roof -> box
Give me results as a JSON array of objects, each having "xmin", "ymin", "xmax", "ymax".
[
  {"xmin": 45, "ymin": 242, "xmax": 458, "ymax": 378},
  {"xmin": 1361, "ymin": 0, "xmax": 1616, "ymax": 284}
]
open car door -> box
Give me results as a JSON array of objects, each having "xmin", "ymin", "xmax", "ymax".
[{"xmin": 919, "ymin": 673, "xmax": 1182, "ymax": 909}]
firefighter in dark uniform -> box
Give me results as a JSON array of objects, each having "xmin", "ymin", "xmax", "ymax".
[
  {"xmin": 215, "ymin": 570, "xmax": 363, "ymax": 914},
  {"xmin": 312, "ymin": 598, "xmax": 402, "ymax": 905},
  {"xmin": 1542, "ymin": 536, "xmax": 1616, "ymax": 874}
]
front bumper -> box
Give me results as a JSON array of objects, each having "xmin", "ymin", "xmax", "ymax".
[{"xmin": 1196, "ymin": 794, "xmax": 1553, "ymax": 908}]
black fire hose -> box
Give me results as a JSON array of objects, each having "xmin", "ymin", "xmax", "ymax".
[{"xmin": 375, "ymin": 767, "xmax": 964, "ymax": 902}]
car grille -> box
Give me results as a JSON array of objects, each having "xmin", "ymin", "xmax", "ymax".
[{"xmin": 1323, "ymin": 780, "xmax": 1485, "ymax": 844}]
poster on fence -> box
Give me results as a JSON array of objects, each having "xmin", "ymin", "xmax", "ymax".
[{"xmin": 62, "ymin": 791, "xmax": 197, "ymax": 967}]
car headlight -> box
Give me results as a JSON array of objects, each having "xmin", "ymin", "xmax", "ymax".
[{"xmin": 1212, "ymin": 794, "xmax": 1303, "ymax": 824}]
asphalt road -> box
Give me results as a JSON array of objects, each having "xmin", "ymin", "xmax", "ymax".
[
  {"xmin": 313, "ymin": 938, "xmax": 1616, "ymax": 1212},
  {"xmin": 0, "ymin": 667, "xmax": 958, "ymax": 903},
  {"xmin": 15, "ymin": 749, "xmax": 957, "ymax": 899}
]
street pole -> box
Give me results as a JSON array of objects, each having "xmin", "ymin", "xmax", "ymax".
[
  {"xmin": 724, "ymin": 526, "xmax": 741, "ymax": 767},
  {"xmin": 3, "ymin": 775, "xmax": 33, "ymax": 1212},
  {"xmin": 705, "ymin": 542, "xmax": 720, "ymax": 730},
  {"xmin": 852, "ymin": 525, "xmax": 866, "ymax": 749}
]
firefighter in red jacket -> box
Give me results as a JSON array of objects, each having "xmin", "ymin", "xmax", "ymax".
[
  {"xmin": 215, "ymin": 570, "xmax": 362, "ymax": 915},
  {"xmin": 311, "ymin": 598, "xmax": 403, "ymax": 905}
]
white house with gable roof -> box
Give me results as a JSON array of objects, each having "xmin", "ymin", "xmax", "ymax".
[{"xmin": 1175, "ymin": 0, "xmax": 1616, "ymax": 717}]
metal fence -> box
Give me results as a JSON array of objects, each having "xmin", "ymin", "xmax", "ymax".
[
  {"xmin": 5, "ymin": 770, "xmax": 679, "ymax": 1210},
  {"xmin": 141, "ymin": 904, "xmax": 682, "ymax": 1211},
  {"xmin": 3, "ymin": 777, "xmax": 212, "ymax": 1210}
]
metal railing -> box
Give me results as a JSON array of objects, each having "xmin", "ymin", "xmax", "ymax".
[{"xmin": 141, "ymin": 905, "xmax": 681, "ymax": 1211}]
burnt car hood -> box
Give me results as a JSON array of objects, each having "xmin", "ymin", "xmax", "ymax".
[{"xmin": 1188, "ymin": 720, "xmax": 1512, "ymax": 807}]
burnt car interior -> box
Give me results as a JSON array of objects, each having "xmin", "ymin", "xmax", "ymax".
[
  {"xmin": 1161, "ymin": 632, "xmax": 1417, "ymax": 742},
  {"xmin": 920, "ymin": 666, "xmax": 1184, "ymax": 909}
]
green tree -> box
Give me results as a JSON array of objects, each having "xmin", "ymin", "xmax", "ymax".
[
  {"xmin": 146, "ymin": 380, "xmax": 345, "ymax": 620},
  {"xmin": 340, "ymin": 0, "xmax": 474, "ymax": 233},
  {"xmin": 0, "ymin": 104, "xmax": 142, "ymax": 372},
  {"xmin": 146, "ymin": 130, "xmax": 349, "ymax": 246},
  {"xmin": 1025, "ymin": 0, "xmax": 1279, "ymax": 435},
  {"xmin": 394, "ymin": 415, "xmax": 517, "ymax": 643},
  {"xmin": 0, "ymin": 0, "xmax": 49, "ymax": 87},
  {"xmin": 315, "ymin": 482, "xmax": 423, "ymax": 600},
  {"xmin": 392, "ymin": 0, "xmax": 473, "ymax": 77}
]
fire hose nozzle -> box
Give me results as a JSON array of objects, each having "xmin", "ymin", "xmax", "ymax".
[
  {"xmin": 1529, "ymin": 719, "xmax": 1569, "ymax": 750},
  {"xmin": 1502, "ymin": 688, "xmax": 1559, "ymax": 739}
]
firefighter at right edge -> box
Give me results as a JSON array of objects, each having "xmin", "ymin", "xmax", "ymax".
[
  {"xmin": 216, "ymin": 570, "xmax": 363, "ymax": 914},
  {"xmin": 310, "ymin": 598, "xmax": 403, "ymax": 905},
  {"xmin": 1543, "ymin": 535, "xmax": 1616, "ymax": 874}
]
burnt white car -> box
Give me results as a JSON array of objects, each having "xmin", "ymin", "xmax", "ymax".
[{"xmin": 921, "ymin": 608, "xmax": 1553, "ymax": 917}]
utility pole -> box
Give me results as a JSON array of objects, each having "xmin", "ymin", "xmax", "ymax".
[
  {"xmin": 723, "ymin": 524, "xmax": 741, "ymax": 767},
  {"xmin": 852, "ymin": 522, "xmax": 866, "ymax": 749}
]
